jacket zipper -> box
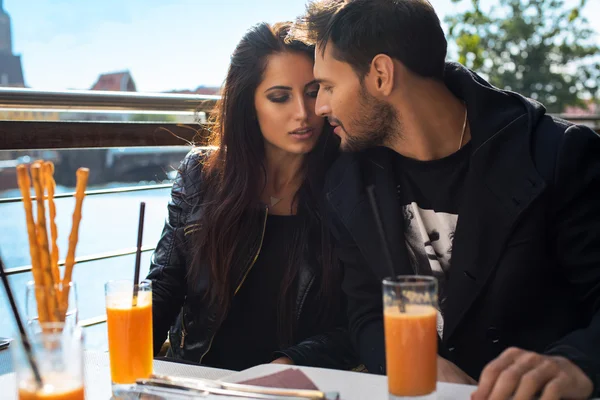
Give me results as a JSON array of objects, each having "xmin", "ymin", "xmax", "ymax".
[
  {"xmin": 233, "ymin": 206, "xmax": 269, "ymax": 295},
  {"xmin": 191, "ymin": 206, "xmax": 269, "ymax": 363},
  {"xmin": 180, "ymin": 311, "xmax": 187, "ymax": 348},
  {"xmin": 297, "ymin": 276, "xmax": 315, "ymax": 322}
]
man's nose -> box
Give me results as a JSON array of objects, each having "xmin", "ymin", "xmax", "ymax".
[{"xmin": 315, "ymin": 92, "xmax": 331, "ymax": 117}]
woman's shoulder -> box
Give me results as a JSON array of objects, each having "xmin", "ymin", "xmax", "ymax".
[
  {"xmin": 173, "ymin": 146, "xmax": 217, "ymax": 200},
  {"xmin": 180, "ymin": 146, "xmax": 217, "ymax": 171}
]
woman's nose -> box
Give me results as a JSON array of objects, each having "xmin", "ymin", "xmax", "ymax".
[{"xmin": 294, "ymin": 96, "xmax": 308, "ymax": 120}]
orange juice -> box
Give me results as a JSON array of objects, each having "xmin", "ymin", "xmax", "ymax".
[
  {"xmin": 19, "ymin": 378, "xmax": 84, "ymax": 400},
  {"xmin": 106, "ymin": 291, "xmax": 153, "ymax": 384},
  {"xmin": 384, "ymin": 304, "xmax": 437, "ymax": 397}
]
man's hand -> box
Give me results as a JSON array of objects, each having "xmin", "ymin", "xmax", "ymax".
[
  {"xmin": 271, "ymin": 357, "xmax": 294, "ymax": 365},
  {"xmin": 438, "ymin": 356, "xmax": 478, "ymax": 385},
  {"xmin": 471, "ymin": 347, "xmax": 593, "ymax": 400}
]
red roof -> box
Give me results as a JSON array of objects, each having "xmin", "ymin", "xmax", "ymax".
[{"xmin": 91, "ymin": 71, "xmax": 136, "ymax": 91}]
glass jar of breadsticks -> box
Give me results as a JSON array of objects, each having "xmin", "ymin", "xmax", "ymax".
[
  {"xmin": 26, "ymin": 280, "xmax": 78, "ymax": 329},
  {"xmin": 16, "ymin": 161, "xmax": 89, "ymax": 331}
]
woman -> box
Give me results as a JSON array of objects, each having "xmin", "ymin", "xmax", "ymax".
[{"xmin": 147, "ymin": 21, "xmax": 357, "ymax": 371}]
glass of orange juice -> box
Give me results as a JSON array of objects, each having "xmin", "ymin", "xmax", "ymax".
[
  {"xmin": 383, "ymin": 276, "xmax": 438, "ymax": 399},
  {"xmin": 105, "ymin": 279, "xmax": 153, "ymax": 392},
  {"xmin": 14, "ymin": 322, "xmax": 85, "ymax": 400}
]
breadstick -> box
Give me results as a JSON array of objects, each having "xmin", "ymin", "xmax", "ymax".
[
  {"xmin": 43, "ymin": 162, "xmax": 60, "ymax": 286},
  {"xmin": 30, "ymin": 163, "xmax": 60, "ymax": 322},
  {"xmin": 61, "ymin": 168, "xmax": 89, "ymax": 315},
  {"xmin": 16, "ymin": 165, "xmax": 50, "ymax": 324}
]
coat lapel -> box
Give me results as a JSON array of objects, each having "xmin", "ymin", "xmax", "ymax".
[
  {"xmin": 442, "ymin": 114, "xmax": 546, "ymax": 342},
  {"xmin": 360, "ymin": 150, "xmax": 414, "ymax": 277},
  {"xmin": 328, "ymin": 148, "xmax": 413, "ymax": 280}
]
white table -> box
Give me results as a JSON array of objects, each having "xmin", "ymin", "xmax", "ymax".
[
  {"xmin": 0, "ymin": 349, "xmax": 478, "ymax": 399},
  {"xmin": 0, "ymin": 350, "xmax": 233, "ymax": 399},
  {"xmin": 223, "ymin": 363, "xmax": 477, "ymax": 399}
]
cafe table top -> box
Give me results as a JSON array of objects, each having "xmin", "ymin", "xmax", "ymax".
[{"xmin": 0, "ymin": 349, "xmax": 480, "ymax": 399}]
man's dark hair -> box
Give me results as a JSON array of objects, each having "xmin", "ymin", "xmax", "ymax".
[{"xmin": 290, "ymin": 0, "xmax": 447, "ymax": 80}]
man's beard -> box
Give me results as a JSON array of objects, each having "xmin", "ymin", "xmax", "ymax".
[{"xmin": 341, "ymin": 84, "xmax": 400, "ymax": 152}]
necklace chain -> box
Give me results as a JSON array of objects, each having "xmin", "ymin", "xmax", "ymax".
[{"xmin": 458, "ymin": 105, "xmax": 468, "ymax": 151}]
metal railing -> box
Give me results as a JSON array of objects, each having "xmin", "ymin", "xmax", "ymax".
[
  {"xmin": 1, "ymin": 89, "xmax": 598, "ymax": 140},
  {"xmin": 0, "ymin": 183, "xmax": 172, "ymax": 322},
  {"xmin": 0, "ymin": 88, "xmax": 218, "ymax": 150},
  {"xmin": 0, "ymin": 88, "xmax": 219, "ymax": 328},
  {"xmin": 0, "ymin": 87, "xmax": 219, "ymax": 112},
  {"xmin": 1, "ymin": 88, "xmax": 599, "ymax": 329},
  {"xmin": 0, "ymin": 183, "xmax": 173, "ymax": 205}
]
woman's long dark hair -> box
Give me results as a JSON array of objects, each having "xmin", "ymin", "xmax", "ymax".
[{"xmin": 189, "ymin": 22, "xmax": 340, "ymax": 347}]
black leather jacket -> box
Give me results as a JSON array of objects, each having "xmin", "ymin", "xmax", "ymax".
[{"xmin": 147, "ymin": 149, "xmax": 358, "ymax": 370}]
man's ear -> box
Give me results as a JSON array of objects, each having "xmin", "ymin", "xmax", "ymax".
[{"xmin": 368, "ymin": 54, "xmax": 395, "ymax": 97}]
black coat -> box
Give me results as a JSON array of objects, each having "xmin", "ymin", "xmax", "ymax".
[
  {"xmin": 323, "ymin": 62, "xmax": 600, "ymax": 395},
  {"xmin": 147, "ymin": 149, "xmax": 358, "ymax": 370}
]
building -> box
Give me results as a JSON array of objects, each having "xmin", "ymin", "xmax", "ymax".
[
  {"xmin": 0, "ymin": 0, "xmax": 57, "ymax": 122},
  {"xmin": 57, "ymin": 71, "xmax": 138, "ymax": 122},
  {"xmin": 91, "ymin": 70, "xmax": 137, "ymax": 91},
  {"xmin": 0, "ymin": 0, "xmax": 25, "ymax": 87}
]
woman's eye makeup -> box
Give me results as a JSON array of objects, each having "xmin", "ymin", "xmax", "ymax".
[
  {"xmin": 266, "ymin": 83, "xmax": 319, "ymax": 103},
  {"xmin": 267, "ymin": 92, "xmax": 290, "ymax": 103}
]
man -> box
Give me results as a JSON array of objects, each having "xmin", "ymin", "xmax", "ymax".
[{"xmin": 291, "ymin": 0, "xmax": 600, "ymax": 399}]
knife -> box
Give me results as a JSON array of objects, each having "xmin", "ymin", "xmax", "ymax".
[{"xmin": 136, "ymin": 374, "xmax": 339, "ymax": 399}]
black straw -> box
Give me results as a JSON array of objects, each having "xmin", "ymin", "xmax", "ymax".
[
  {"xmin": 0, "ymin": 252, "xmax": 44, "ymax": 388},
  {"xmin": 366, "ymin": 186, "xmax": 405, "ymax": 312},
  {"xmin": 132, "ymin": 202, "xmax": 146, "ymax": 306},
  {"xmin": 366, "ymin": 185, "xmax": 397, "ymax": 281}
]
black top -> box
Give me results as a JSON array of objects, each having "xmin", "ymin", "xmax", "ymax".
[
  {"xmin": 393, "ymin": 142, "xmax": 471, "ymax": 310},
  {"xmin": 202, "ymin": 214, "xmax": 303, "ymax": 371},
  {"xmin": 394, "ymin": 142, "xmax": 471, "ymax": 213}
]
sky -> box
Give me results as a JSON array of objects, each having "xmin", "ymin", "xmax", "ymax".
[{"xmin": 4, "ymin": 0, "xmax": 600, "ymax": 93}]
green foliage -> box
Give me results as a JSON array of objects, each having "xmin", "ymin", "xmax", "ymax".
[{"xmin": 446, "ymin": 0, "xmax": 600, "ymax": 113}]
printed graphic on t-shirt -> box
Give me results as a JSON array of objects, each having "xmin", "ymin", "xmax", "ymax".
[{"xmin": 402, "ymin": 201, "xmax": 458, "ymax": 337}]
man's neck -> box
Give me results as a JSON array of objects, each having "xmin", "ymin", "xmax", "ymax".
[{"xmin": 388, "ymin": 80, "xmax": 470, "ymax": 161}]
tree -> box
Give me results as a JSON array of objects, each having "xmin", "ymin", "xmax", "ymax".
[{"xmin": 445, "ymin": 0, "xmax": 600, "ymax": 113}]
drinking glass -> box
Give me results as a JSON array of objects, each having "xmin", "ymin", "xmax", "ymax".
[
  {"xmin": 105, "ymin": 279, "xmax": 153, "ymax": 392},
  {"xmin": 13, "ymin": 322, "xmax": 85, "ymax": 400},
  {"xmin": 383, "ymin": 276, "xmax": 438, "ymax": 399},
  {"xmin": 25, "ymin": 281, "xmax": 78, "ymax": 329}
]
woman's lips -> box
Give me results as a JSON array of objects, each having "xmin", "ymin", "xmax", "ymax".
[{"xmin": 289, "ymin": 127, "xmax": 314, "ymax": 140}]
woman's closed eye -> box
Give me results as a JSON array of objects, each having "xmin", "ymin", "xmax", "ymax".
[
  {"xmin": 267, "ymin": 93, "xmax": 290, "ymax": 103},
  {"xmin": 267, "ymin": 86, "xmax": 318, "ymax": 103}
]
